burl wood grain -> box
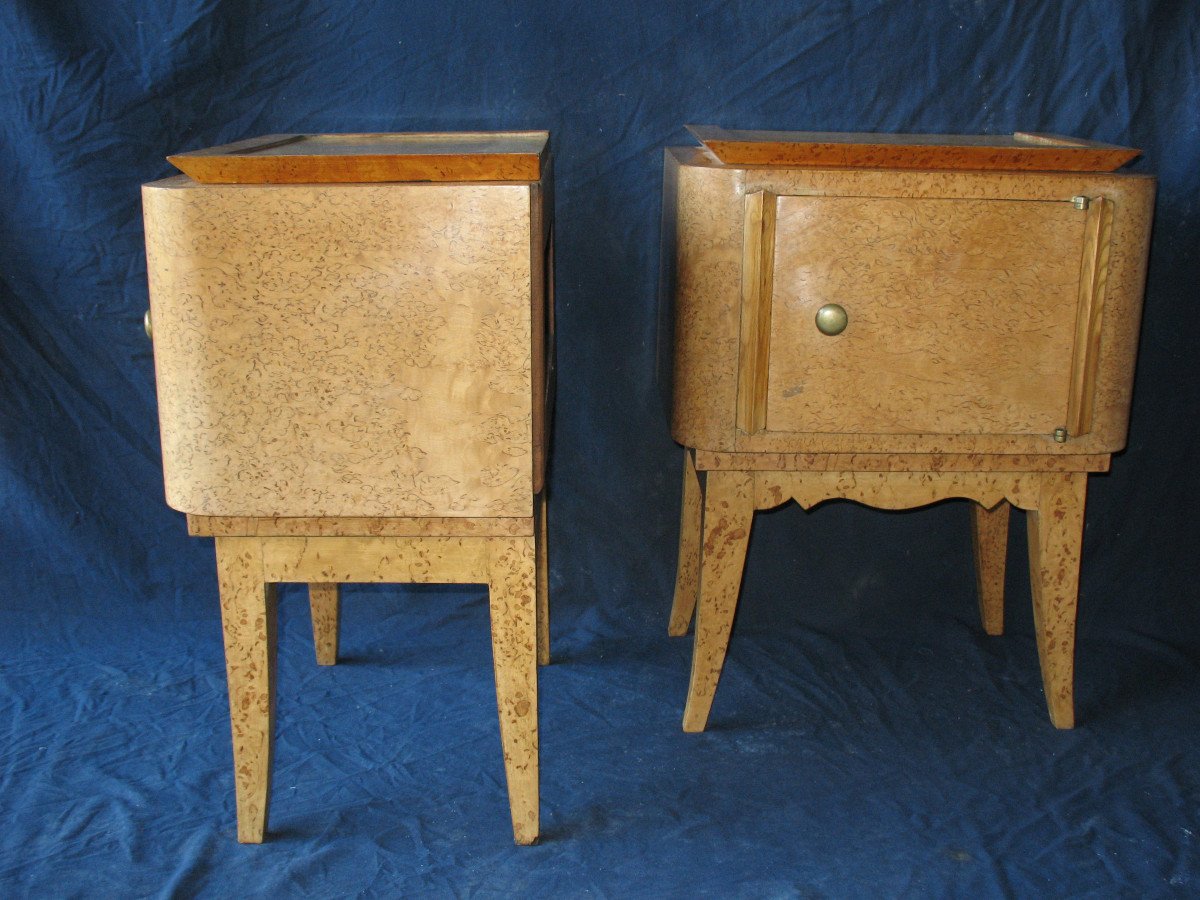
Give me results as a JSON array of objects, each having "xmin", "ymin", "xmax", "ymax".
[
  {"xmin": 687, "ymin": 125, "xmax": 1140, "ymax": 172},
  {"xmin": 259, "ymin": 536, "xmax": 491, "ymax": 583},
  {"xmin": 666, "ymin": 152, "xmax": 746, "ymax": 451},
  {"xmin": 308, "ymin": 583, "xmax": 339, "ymax": 666},
  {"xmin": 214, "ymin": 537, "xmax": 277, "ymax": 844},
  {"xmin": 682, "ymin": 470, "xmax": 754, "ymax": 733},
  {"xmin": 971, "ymin": 502, "xmax": 1010, "ymax": 636},
  {"xmin": 486, "ymin": 536, "xmax": 540, "ymax": 844},
  {"xmin": 675, "ymin": 469, "xmax": 1089, "ymax": 731},
  {"xmin": 668, "ymin": 449, "xmax": 703, "ymax": 636},
  {"xmin": 168, "ymin": 131, "xmax": 549, "ymax": 184},
  {"xmin": 665, "ymin": 138, "xmax": 1150, "ymax": 734},
  {"xmin": 213, "ymin": 532, "xmax": 542, "ymax": 844},
  {"xmin": 765, "ymin": 196, "xmax": 1084, "ymax": 436},
  {"xmin": 188, "ymin": 515, "xmax": 535, "ymax": 537},
  {"xmin": 1027, "ymin": 473, "xmax": 1087, "ymax": 729},
  {"xmin": 693, "ymin": 450, "xmax": 1110, "ymax": 472},
  {"xmin": 752, "ymin": 470, "xmax": 1043, "ymax": 512},
  {"xmin": 144, "ymin": 178, "xmax": 535, "ymax": 518},
  {"xmin": 665, "ymin": 147, "xmax": 1156, "ymax": 456}
]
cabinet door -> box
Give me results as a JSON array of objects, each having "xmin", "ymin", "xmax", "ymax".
[{"xmin": 739, "ymin": 192, "xmax": 1101, "ymax": 438}]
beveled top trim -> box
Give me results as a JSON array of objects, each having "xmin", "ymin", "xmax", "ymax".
[
  {"xmin": 168, "ymin": 131, "xmax": 550, "ymax": 183},
  {"xmin": 687, "ymin": 125, "xmax": 1139, "ymax": 172}
]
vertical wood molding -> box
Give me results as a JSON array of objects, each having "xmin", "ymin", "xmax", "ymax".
[
  {"xmin": 735, "ymin": 191, "xmax": 776, "ymax": 434},
  {"xmin": 1067, "ymin": 196, "xmax": 1114, "ymax": 437},
  {"xmin": 668, "ymin": 449, "xmax": 704, "ymax": 636}
]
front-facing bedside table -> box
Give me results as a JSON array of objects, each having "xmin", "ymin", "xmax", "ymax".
[
  {"xmin": 663, "ymin": 127, "xmax": 1154, "ymax": 731},
  {"xmin": 142, "ymin": 132, "xmax": 553, "ymax": 844}
]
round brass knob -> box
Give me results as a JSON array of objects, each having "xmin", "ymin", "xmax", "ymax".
[
  {"xmin": 143, "ymin": 309, "xmax": 153, "ymax": 341},
  {"xmin": 815, "ymin": 303, "xmax": 848, "ymax": 336}
]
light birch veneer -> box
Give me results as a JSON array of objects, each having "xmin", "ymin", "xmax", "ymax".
[
  {"xmin": 664, "ymin": 128, "xmax": 1155, "ymax": 731},
  {"xmin": 143, "ymin": 132, "xmax": 553, "ymax": 845}
]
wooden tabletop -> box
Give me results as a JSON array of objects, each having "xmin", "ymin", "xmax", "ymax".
[
  {"xmin": 168, "ymin": 131, "xmax": 550, "ymax": 183},
  {"xmin": 687, "ymin": 125, "xmax": 1139, "ymax": 172}
]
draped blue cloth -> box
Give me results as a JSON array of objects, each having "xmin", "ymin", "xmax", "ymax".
[{"xmin": 1, "ymin": 1, "xmax": 1197, "ymax": 894}]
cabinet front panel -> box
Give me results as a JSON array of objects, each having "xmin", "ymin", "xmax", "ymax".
[
  {"xmin": 144, "ymin": 181, "xmax": 534, "ymax": 518},
  {"xmin": 764, "ymin": 195, "xmax": 1086, "ymax": 436}
]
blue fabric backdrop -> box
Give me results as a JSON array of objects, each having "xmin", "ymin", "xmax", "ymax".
[{"xmin": 1, "ymin": 1, "xmax": 1198, "ymax": 895}]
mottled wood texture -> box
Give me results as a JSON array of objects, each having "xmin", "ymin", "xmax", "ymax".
[
  {"xmin": 152, "ymin": 139, "xmax": 554, "ymax": 845},
  {"xmin": 668, "ymin": 450, "xmax": 703, "ymax": 636},
  {"xmin": 675, "ymin": 468, "xmax": 1090, "ymax": 731},
  {"xmin": 665, "ymin": 147, "xmax": 1155, "ymax": 456},
  {"xmin": 694, "ymin": 451, "xmax": 1110, "ymax": 472},
  {"xmin": 214, "ymin": 537, "xmax": 277, "ymax": 844},
  {"xmin": 188, "ymin": 515, "xmax": 535, "ymax": 537},
  {"xmin": 486, "ymin": 536, "xmax": 540, "ymax": 843},
  {"xmin": 764, "ymin": 195, "xmax": 1084, "ymax": 436},
  {"xmin": 1027, "ymin": 474, "xmax": 1087, "ymax": 729},
  {"xmin": 214, "ymin": 533, "xmax": 541, "ymax": 844},
  {"xmin": 735, "ymin": 191, "xmax": 775, "ymax": 433},
  {"xmin": 666, "ymin": 137, "xmax": 1151, "ymax": 734},
  {"xmin": 971, "ymin": 502, "xmax": 1010, "ymax": 636},
  {"xmin": 753, "ymin": 470, "xmax": 1043, "ymax": 512},
  {"xmin": 687, "ymin": 125, "xmax": 1140, "ymax": 171},
  {"xmin": 308, "ymin": 583, "xmax": 339, "ymax": 665},
  {"xmin": 144, "ymin": 178, "xmax": 535, "ymax": 518},
  {"xmin": 260, "ymin": 536, "xmax": 491, "ymax": 583},
  {"xmin": 667, "ymin": 153, "xmax": 746, "ymax": 451},
  {"xmin": 168, "ymin": 131, "xmax": 550, "ymax": 184},
  {"xmin": 682, "ymin": 470, "xmax": 754, "ymax": 733}
]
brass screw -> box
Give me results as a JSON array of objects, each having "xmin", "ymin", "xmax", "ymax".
[
  {"xmin": 143, "ymin": 309, "xmax": 153, "ymax": 341},
  {"xmin": 1053, "ymin": 427, "xmax": 1068, "ymax": 443},
  {"xmin": 1072, "ymin": 196, "xmax": 1090, "ymax": 210}
]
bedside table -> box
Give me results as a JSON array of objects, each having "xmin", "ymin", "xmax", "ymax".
[
  {"xmin": 663, "ymin": 127, "xmax": 1154, "ymax": 731},
  {"xmin": 143, "ymin": 132, "xmax": 553, "ymax": 844}
]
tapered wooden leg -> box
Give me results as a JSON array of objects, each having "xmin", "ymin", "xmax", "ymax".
[
  {"xmin": 487, "ymin": 536, "xmax": 539, "ymax": 844},
  {"xmin": 215, "ymin": 537, "xmax": 276, "ymax": 844},
  {"xmin": 1027, "ymin": 473, "xmax": 1087, "ymax": 729},
  {"xmin": 535, "ymin": 491, "xmax": 550, "ymax": 666},
  {"xmin": 682, "ymin": 470, "xmax": 755, "ymax": 733},
  {"xmin": 971, "ymin": 500, "xmax": 1010, "ymax": 636},
  {"xmin": 669, "ymin": 449, "xmax": 704, "ymax": 636},
  {"xmin": 308, "ymin": 583, "xmax": 340, "ymax": 666}
]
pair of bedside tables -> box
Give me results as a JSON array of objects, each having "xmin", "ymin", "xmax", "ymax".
[{"xmin": 143, "ymin": 128, "xmax": 1153, "ymax": 844}]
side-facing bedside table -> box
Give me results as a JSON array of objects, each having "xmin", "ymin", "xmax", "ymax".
[
  {"xmin": 663, "ymin": 127, "xmax": 1154, "ymax": 732},
  {"xmin": 143, "ymin": 132, "xmax": 554, "ymax": 844}
]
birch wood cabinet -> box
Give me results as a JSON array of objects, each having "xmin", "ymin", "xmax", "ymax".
[
  {"xmin": 143, "ymin": 132, "xmax": 553, "ymax": 844},
  {"xmin": 663, "ymin": 128, "xmax": 1155, "ymax": 731}
]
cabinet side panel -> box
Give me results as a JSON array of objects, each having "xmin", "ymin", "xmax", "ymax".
[
  {"xmin": 1086, "ymin": 176, "xmax": 1155, "ymax": 451},
  {"xmin": 669, "ymin": 156, "xmax": 744, "ymax": 451},
  {"xmin": 143, "ymin": 181, "xmax": 533, "ymax": 517}
]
